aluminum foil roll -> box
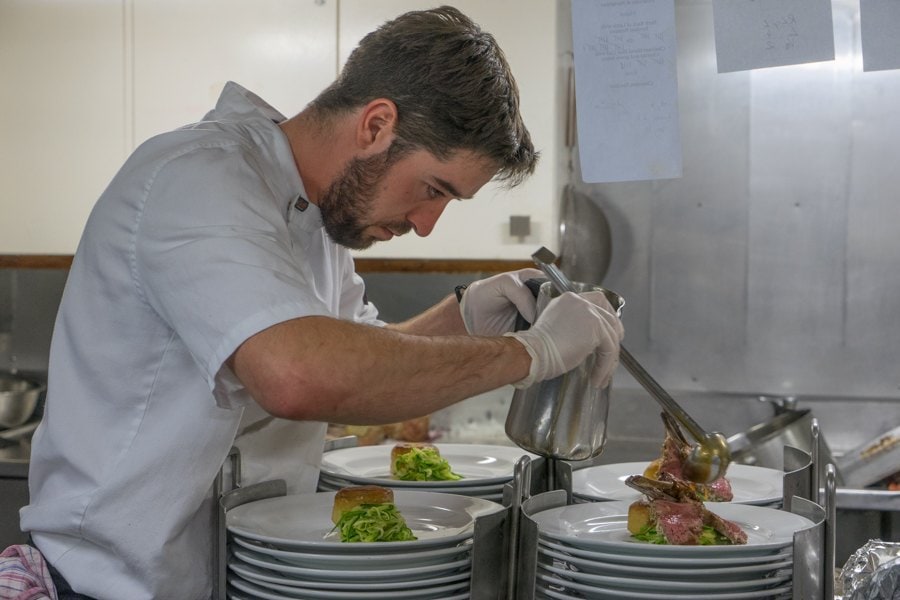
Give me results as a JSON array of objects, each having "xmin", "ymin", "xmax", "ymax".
[{"xmin": 836, "ymin": 540, "xmax": 900, "ymax": 600}]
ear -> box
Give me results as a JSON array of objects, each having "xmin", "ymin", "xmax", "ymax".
[{"xmin": 355, "ymin": 98, "xmax": 397, "ymax": 155}]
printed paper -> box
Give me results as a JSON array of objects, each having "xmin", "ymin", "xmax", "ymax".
[
  {"xmin": 860, "ymin": 0, "xmax": 900, "ymax": 72},
  {"xmin": 712, "ymin": 0, "xmax": 835, "ymax": 73},
  {"xmin": 571, "ymin": 0, "xmax": 682, "ymax": 183}
]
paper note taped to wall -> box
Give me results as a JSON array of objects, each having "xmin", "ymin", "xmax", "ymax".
[
  {"xmin": 711, "ymin": 0, "xmax": 835, "ymax": 73},
  {"xmin": 571, "ymin": 0, "xmax": 682, "ymax": 183},
  {"xmin": 860, "ymin": 0, "xmax": 900, "ymax": 72}
]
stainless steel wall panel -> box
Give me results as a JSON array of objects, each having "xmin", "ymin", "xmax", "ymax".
[
  {"xmin": 589, "ymin": 182, "xmax": 656, "ymax": 353},
  {"xmin": 843, "ymin": 19, "xmax": 900, "ymax": 396},
  {"xmin": 575, "ymin": 0, "xmax": 900, "ymax": 399},
  {"xmin": 844, "ymin": 110, "xmax": 900, "ymax": 395},
  {"xmin": 646, "ymin": 1, "xmax": 752, "ymax": 391}
]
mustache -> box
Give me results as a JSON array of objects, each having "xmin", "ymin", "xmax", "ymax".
[{"xmin": 385, "ymin": 221, "xmax": 414, "ymax": 237}]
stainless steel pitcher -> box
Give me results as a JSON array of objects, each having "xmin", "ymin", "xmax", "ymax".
[{"xmin": 504, "ymin": 281, "xmax": 625, "ymax": 460}]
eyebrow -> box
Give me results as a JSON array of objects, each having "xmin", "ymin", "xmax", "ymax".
[{"xmin": 433, "ymin": 177, "xmax": 471, "ymax": 200}]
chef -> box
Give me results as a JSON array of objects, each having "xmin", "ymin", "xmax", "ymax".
[{"xmin": 18, "ymin": 6, "xmax": 624, "ymax": 599}]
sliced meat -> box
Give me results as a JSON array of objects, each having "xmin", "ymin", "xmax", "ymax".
[
  {"xmin": 653, "ymin": 413, "xmax": 734, "ymax": 502},
  {"xmin": 626, "ymin": 413, "xmax": 749, "ymax": 547},
  {"xmin": 704, "ymin": 510, "xmax": 749, "ymax": 545},
  {"xmin": 651, "ymin": 499, "xmax": 706, "ymax": 545},
  {"xmin": 704, "ymin": 476, "xmax": 734, "ymax": 502}
]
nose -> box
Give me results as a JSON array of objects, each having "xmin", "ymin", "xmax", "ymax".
[{"xmin": 407, "ymin": 199, "xmax": 451, "ymax": 237}]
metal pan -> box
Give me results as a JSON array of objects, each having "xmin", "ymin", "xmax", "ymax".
[{"xmin": 0, "ymin": 372, "xmax": 43, "ymax": 428}]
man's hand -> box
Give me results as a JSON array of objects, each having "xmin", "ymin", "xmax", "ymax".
[
  {"xmin": 505, "ymin": 290, "xmax": 624, "ymax": 388},
  {"xmin": 459, "ymin": 268, "xmax": 545, "ymax": 336}
]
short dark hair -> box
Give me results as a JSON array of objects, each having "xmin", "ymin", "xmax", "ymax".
[{"xmin": 310, "ymin": 5, "xmax": 537, "ymax": 187}]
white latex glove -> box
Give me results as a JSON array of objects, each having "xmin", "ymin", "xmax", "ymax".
[
  {"xmin": 505, "ymin": 290, "xmax": 624, "ymax": 389},
  {"xmin": 459, "ymin": 268, "xmax": 545, "ymax": 336}
]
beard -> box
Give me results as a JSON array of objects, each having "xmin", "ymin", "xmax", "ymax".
[{"xmin": 317, "ymin": 146, "xmax": 413, "ymax": 250}]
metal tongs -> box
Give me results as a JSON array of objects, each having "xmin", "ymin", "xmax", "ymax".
[{"xmin": 531, "ymin": 246, "xmax": 731, "ymax": 483}]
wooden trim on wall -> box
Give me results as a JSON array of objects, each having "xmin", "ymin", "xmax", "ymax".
[
  {"xmin": 354, "ymin": 258, "xmax": 533, "ymax": 273},
  {"xmin": 0, "ymin": 255, "xmax": 74, "ymax": 269},
  {"xmin": 0, "ymin": 255, "xmax": 531, "ymax": 274}
]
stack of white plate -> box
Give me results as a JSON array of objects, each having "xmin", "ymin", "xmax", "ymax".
[
  {"xmin": 571, "ymin": 462, "xmax": 784, "ymax": 507},
  {"xmin": 318, "ymin": 443, "xmax": 536, "ymax": 501},
  {"xmin": 529, "ymin": 500, "xmax": 815, "ymax": 600},
  {"xmin": 225, "ymin": 490, "xmax": 504, "ymax": 600}
]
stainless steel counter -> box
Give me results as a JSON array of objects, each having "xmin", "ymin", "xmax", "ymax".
[{"xmin": 837, "ymin": 488, "xmax": 900, "ymax": 511}]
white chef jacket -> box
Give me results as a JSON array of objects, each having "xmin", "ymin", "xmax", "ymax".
[{"xmin": 20, "ymin": 82, "xmax": 382, "ymax": 600}]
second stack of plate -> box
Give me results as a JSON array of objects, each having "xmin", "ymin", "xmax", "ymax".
[
  {"xmin": 318, "ymin": 443, "xmax": 536, "ymax": 501},
  {"xmin": 529, "ymin": 500, "xmax": 814, "ymax": 600}
]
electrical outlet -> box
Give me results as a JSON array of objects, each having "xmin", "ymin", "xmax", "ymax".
[{"xmin": 509, "ymin": 215, "xmax": 531, "ymax": 238}]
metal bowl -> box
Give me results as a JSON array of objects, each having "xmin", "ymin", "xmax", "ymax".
[
  {"xmin": 727, "ymin": 408, "xmax": 843, "ymax": 485},
  {"xmin": 0, "ymin": 372, "xmax": 44, "ymax": 428}
]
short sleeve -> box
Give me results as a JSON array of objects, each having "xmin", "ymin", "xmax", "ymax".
[{"xmin": 133, "ymin": 141, "xmax": 328, "ymax": 390}]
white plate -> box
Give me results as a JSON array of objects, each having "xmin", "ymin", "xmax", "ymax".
[
  {"xmin": 535, "ymin": 573, "xmax": 792, "ymax": 600},
  {"xmin": 532, "ymin": 501, "xmax": 815, "ymax": 555},
  {"xmin": 537, "ymin": 538, "xmax": 793, "ymax": 567},
  {"xmin": 228, "ymin": 575, "xmax": 470, "ymax": 600},
  {"xmin": 320, "ymin": 443, "xmax": 535, "ymax": 487},
  {"xmin": 315, "ymin": 479, "xmax": 504, "ymax": 503},
  {"xmin": 539, "ymin": 545, "xmax": 794, "ymax": 580},
  {"xmin": 232, "ymin": 535, "xmax": 470, "ymax": 569},
  {"xmin": 229, "ymin": 557, "xmax": 471, "ymax": 590},
  {"xmin": 571, "ymin": 463, "xmax": 783, "ymax": 505},
  {"xmin": 316, "ymin": 481, "xmax": 504, "ymax": 503},
  {"xmin": 539, "ymin": 563, "xmax": 791, "ymax": 592},
  {"xmin": 233, "ymin": 548, "xmax": 469, "ymax": 582},
  {"xmin": 316, "ymin": 479, "xmax": 503, "ymax": 502},
  {"xmin": 317, "ymin": 473, "xmax": 506, "ymax": 495},
  {"xmin": 535, "ymin": 591, "xmax": 790, "ymax": 600},
  {"xmin": 227, "ymin": 490, "xmax": 503, "ymax": 551}
]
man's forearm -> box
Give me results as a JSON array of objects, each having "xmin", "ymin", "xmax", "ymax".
[
  {"xmin": 386, "ymin": 293, "xmax": 468, "ymax": 336},
  {"xmin": 230, "ymin": 314, "xmax": 529, "ymax": 424}
]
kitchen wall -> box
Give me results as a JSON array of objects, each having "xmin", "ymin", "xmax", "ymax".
[
  {"xmin": 0, "ymin": 0, "xmax": 562, "ymax": 259},
  {"xmin": 0, "ymin": 269, "xmax": 66, "ymax": 378}
]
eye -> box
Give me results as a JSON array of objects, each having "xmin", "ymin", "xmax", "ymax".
[{"xmin": 426, "ymin": 185, "xmax": 445, "ymax": 200}]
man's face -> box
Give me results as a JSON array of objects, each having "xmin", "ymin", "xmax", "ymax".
[{"xmin": 317, "ymin": 144, "xmax": 497, "ymax": 250}]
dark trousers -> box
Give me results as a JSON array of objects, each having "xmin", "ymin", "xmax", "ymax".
[{"xmin": 27, "ymin": 535, "xmax": 97, "ymax": 600}]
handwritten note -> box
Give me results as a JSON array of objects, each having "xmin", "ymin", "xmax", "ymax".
[
  {"xmin": 860, "ymin": 0, "xmax": 900, "ymax": 72},
  {"xmin": 711, "ymin": 0, "xmax": 835, "ymax": 73},
  {"xmin": 571, "ymin": 0, "xmax": 682, "ymax": 183}
]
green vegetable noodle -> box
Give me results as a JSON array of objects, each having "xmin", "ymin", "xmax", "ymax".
[
  {"xmin": 632, "ymin": 524, "xmax": 732, "ymax": 546},
  {"xmin": 393, "ymin": 447, "xmax": 463, "ymax": 481},
  {"xmin": 334, "ymin": 503, "xmax": 418, "ymax": 543}
]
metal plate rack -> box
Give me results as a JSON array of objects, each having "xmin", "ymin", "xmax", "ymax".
[
  {"xmin": 504, "ymin": 444, "xmax": 837, "ymax": 600},
  {"xmin": 213, "ymin": 443, "xmax": 509, "ymax": 600},
  {"xmin": 212, "ymin": 418, "xmax": 837, "ymax": 599}
]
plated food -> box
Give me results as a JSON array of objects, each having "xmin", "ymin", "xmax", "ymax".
[
  {"xmin": 529, "ymin": 499, "xmax": 810, "ymax": 598},
  {"xmin": 318, "ymin": 444, "xmax": 537, "ymax": 502},
  {"xmin": 330, "ymin": 485, "xmax": 416, "ymax": 543},
  {"xmin": 638, "ymin": 412, "xmax": 734, "ymax": 502},
  {"xmin": 390, "ymin": 442, "xmax": 462, "ymax": 482},
  {"xmin": 571, "ymin": 461, "xmax": 784, "ymax": 506},
  {"xmin": 625, "ymin": 413, "xmax": 747, "ymax": 545}
]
